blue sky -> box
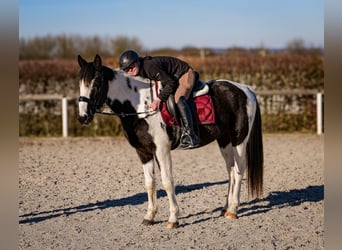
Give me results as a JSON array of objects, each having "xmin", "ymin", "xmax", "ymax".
[{"xmin": 19, "ymin": 0, "xmax": 324, "ymax": 49}]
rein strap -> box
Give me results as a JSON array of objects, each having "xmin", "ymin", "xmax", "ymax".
[
  {"xmin": 96, "ymin": 79, "xmax": 157, "ymax": 118},
  {"xmin": 80, "ymin": 75, "xmax": 157, "ymax": 118},
  {"xmin": 96, "ymin": 110, "xmax": 156, "ymax": 117}
]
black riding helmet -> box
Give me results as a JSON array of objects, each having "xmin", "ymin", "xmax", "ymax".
[{"xmin": 119, "ymin": 50, "xmax": 140, "ymax": 70}]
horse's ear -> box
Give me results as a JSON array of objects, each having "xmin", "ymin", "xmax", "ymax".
[
  {"xmin": 78, "ymin": 55, "xmax": 87, "ymax": 68},
  {"xmin": 94, "ymin": 54, "xmax": 102, "ymax": 70}
]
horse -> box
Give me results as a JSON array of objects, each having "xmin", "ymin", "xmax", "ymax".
[{"xmin": 76, "ymin": 54, "xmax": 263, "ymax": 229}]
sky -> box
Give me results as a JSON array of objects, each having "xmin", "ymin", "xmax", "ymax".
[{"xmin": 19, "ymin": 0, "xmax": 324, "ymax": 50}]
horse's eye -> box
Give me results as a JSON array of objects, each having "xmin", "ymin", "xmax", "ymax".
[
  {"xmin": 90, "ymin": 87, "xmax": 97, "ymax": 99},
  {"xmin": 93, "ymin": 78, "xmax": 102, "ymax": 87}
]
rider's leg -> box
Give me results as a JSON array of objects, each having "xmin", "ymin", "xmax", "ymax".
[{"xmin": 176, "ymin": 96, "xmax": 199, "ymax": 149}]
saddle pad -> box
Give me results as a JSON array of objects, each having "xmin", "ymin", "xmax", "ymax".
[
  {"xmin": 160, "ymin": 94, "xmax": 215, "ymax": 126},
  {"xmin": 194, "ymin": 94, "xmax": 215, "ymax": 125}
]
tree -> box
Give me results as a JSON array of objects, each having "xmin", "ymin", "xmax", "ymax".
[
  {"xmin": 56, "ymin": 35, "xmax": 76, "ymax": 59},
  {"xmin": 111, "ymin": 36, "xmax": 144, "ymax": 57},
  {"xmin": 286, "ymin": 38, "xmax": 306, "ymax": 53},
  {"xmin": 19, "ymin": 36, "xmax": 57, "ymax": 59}
]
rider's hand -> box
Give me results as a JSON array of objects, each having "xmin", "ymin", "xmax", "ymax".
[{"xmin": 150, "ymin": 97, "xmax": 161, "ymax": 111}]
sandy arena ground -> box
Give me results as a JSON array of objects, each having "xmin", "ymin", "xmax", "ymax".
[{"xmin": 19, "ymin": 134, "xmax": 324, "ymax": 249}]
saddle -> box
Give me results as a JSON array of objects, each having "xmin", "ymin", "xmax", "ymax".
[{"xmin": 160, "ymin": 72, "xmax": 215, "ymax": 127}]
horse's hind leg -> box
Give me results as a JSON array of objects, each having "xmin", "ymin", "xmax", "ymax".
[
  {"xmin": 225, "ymin": 142, "xmax": 247, "ymax": 219},
  {"xmin": 142, "ymin": 160, "xmax": 158, "ymax": 225},
  {"xmin": 218, "ymin": 143, "xmax": 234, "ymax": 216}
]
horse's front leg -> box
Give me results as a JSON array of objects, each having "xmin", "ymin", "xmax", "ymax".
[
  {"xmin": 156, "ymin": 146, "xmax": 179, "ymax": 229},
  {"xmin": 142, "ymin": 160, "xmax": 158, "ymax": 225}
]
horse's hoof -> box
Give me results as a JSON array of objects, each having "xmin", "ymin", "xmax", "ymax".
[
  {"xmin": 224, "ymin": 211, "xmax": 238, "ymax": 219},
  {"xmin": 142, "ymin": 219, "xmax": 154, "ymax": 226},
  {"xmin": 221, "ymin": 209, "xmax": 227, "ymax": 216},
  {"xmin": 166, "ymin": 221, "xmax": 179, "ymax": 229}
]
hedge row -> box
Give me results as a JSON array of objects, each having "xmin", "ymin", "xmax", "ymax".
[{"xmin": 19, "ymin": 52, "xmax": 324, "ymax": 136}]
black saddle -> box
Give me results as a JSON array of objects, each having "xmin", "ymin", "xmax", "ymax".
[{"xmin": 165, "ymin": 71, "xmax": 208, "ymax": 124}]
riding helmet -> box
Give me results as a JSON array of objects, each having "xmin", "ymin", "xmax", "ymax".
[{"xmin": 119, "ymin": 50, "xmax": 140, "ymax": 70}]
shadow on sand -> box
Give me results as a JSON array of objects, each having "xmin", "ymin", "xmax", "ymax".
[
  {"xmin": 19, "ymin": 181, "xmax": 323, "ymax": 225},
  {"xmin": 238, "ymin": 184, "xmax": 323, "ymax": 218}
]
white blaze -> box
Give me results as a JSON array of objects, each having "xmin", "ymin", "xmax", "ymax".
[{"xmin": 78, "ymin": 79, "xmax": 91, "ymax": 117}]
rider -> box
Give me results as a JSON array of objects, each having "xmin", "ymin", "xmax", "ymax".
[{"xmin": 119, "ymin": 50, "xmax": 199, "ymax": 149}]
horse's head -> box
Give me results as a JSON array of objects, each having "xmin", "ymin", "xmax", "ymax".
[{"xmin": 77, "ymin": 54, "xmax": 109, "ymax": 125}]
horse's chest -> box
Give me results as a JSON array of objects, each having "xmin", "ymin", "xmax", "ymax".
[{"xmin": 122, "ymin": 118, "xmax": 157, "ymax": 164}]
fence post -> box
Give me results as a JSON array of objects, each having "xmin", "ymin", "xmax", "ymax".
[
  {"xmin": 62, "ymin": 97, "xmax": 68, "ymax": 137},
  {"xmin": 316, "ymin": 92, "xmax": 323, "ymax": 135}
]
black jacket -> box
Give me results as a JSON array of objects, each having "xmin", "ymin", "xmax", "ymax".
[{"xmin": 137, "ymin": 56, "xmax": 191, "ymax": 101}]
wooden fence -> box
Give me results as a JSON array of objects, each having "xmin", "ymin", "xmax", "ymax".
[{"xmin": 19, "ymin": 90, "xmax": 324, "ymax": 137}]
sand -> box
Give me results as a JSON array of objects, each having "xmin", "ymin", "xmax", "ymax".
[{"xmin": 19, "ymin": 134, "xmax": 324, "ymax": 249}]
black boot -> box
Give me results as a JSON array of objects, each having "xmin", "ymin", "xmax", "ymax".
[{"xmin": 177, "ymin": 96, "xmax": 199, "ymax": 149}]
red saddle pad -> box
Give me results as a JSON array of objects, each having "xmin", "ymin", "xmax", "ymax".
[{"xmin": 160, "ymin": 94, "xmax": 215, "ymax": 126}]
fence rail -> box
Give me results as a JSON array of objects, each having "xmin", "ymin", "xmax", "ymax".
[{"xmin": 19, "ymin": 90, "xmax": 324, "ymax": 137}]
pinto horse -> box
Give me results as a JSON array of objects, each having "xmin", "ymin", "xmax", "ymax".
[{"xmin": 77, "ymin": 54, "xmax": 263, "ymax": 228}]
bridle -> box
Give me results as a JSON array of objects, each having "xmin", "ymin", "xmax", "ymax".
[
  {"xmin": 78, "ymin": 69, "xmax": 108, "ymax": 116},
  {"xmin": 78, "ymin": 68, "xmax": 157, "ymax": 118}
]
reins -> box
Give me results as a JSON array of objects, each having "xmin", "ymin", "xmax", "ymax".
[
  {"xmin": 93, "ymin": 78, "xmax": 157, "ymax": 118},
  {"xmin": 95, "ymin": 109, "xmax": 156, "ymax": 117}
]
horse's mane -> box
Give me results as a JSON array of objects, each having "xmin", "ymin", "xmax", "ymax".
[{"xmin": 101, "ymin": 65, "xmax": 116, "ymax": 81}]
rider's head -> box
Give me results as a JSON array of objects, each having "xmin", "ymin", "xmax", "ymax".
[{"xmin": 119, "ymin": 50, "xmax": 140, "ymax": 75}]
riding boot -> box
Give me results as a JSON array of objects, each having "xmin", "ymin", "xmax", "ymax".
[{"xmin": 176, "ymin": 96, "xmax": 199, "ymax": 149}]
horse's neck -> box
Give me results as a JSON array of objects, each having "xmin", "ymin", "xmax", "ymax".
[{"xmin": 107, "ymin": 71, "xmax": 156, "ymax": 115}]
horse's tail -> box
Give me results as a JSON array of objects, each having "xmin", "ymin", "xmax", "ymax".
[{"xmin": 247, "ymin": 100, "xmax": 264, "ymax": 198}]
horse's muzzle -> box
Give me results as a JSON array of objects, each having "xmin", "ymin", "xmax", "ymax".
[{"xmin": 78, "ymin": 114, "xmax": 93, "ymax": 125}]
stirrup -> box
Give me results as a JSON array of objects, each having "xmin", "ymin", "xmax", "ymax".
[
  {"xmin": 180, "ymin": 143, "xmax": 199, "ymax": 149},
  {"xmin": 180, "ymin": 133, "xmax": 199, "ymax": 149}
]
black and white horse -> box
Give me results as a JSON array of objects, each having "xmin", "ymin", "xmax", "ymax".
[{"xmin": 77, "ymin": 54, "xmax": 263, "ymax": 228}]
